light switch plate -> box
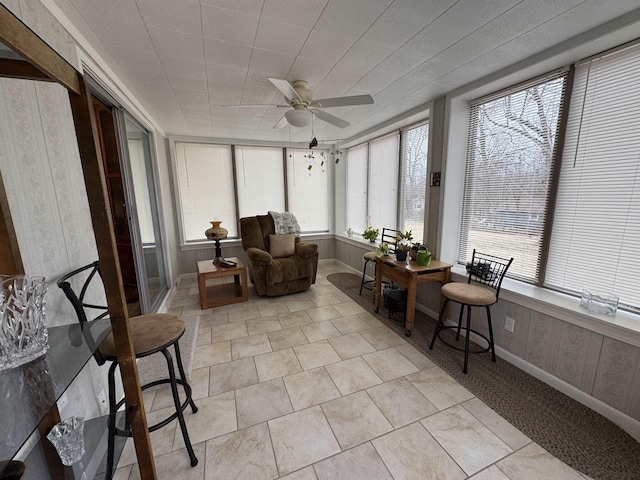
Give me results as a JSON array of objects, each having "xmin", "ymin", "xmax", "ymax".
[{"xmin": 504, "ymin": 316, "xmax": 515, "ymax": 333}]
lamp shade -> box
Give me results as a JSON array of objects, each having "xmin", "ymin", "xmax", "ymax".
[{"xmin": 285, "ymin": 109, "xmax": 312, "ymax": 127}]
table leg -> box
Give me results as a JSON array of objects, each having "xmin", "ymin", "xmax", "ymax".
[
  {"xmin": 197, "ymin": 274, "xmax": 206, "ymax": 309},
  {"xmin": 404, "ymin": 277, "xmax": 417, "ymax": 336},
  {"xmin": 374, "ymin": 258, "xmax": 382, "ymax": 313}
]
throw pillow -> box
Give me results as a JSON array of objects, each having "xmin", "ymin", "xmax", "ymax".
[{"xmin": 269, "ymin": 233, "xmax": 295, "ymax": 258}]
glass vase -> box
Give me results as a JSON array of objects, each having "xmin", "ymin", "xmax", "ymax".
[
  {"xmin": 46, "ymin": 416, "xmax": 85, "ymax": 466},
  {"xmin": 0, "ymin": 275, "xmax": 49, "ymax": 371}
]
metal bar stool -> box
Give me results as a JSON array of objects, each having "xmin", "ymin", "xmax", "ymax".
[
  {"xmin": 58, "ymin": 262, "xmax": 199, "ymax": 479},
  {"xmin": 359, "ymin": 227, "xmax": 398, "ymax": 296},
  {"xmin": 429, "ymin": 250, "xmax": 513, "ymax": 373}
]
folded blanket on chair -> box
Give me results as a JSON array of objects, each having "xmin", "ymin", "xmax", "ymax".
[{"xmin": 269, "ymin": 211, "xmax": 301, "ymax": 237}]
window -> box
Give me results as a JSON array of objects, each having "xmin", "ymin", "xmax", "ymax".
[
  {"xmin": 173, "ymin": 141, "xmax": 330, "ymax": 243},
  {"xmin": 399, "ymin": 122, "xmax": 429, "ymax": 239},
  {"xmin": 346, "ymin": 143, "xmax": 368, "ymax": 234},
  {"xmin": 546, "ymin": 42, "xmax": 640, "ymax": 311},
  {"xmin": 174, "ymin": 142, "xmax": 236, "ymax": 241},
  {"xmin": 460, "ymin": 72, "xmax": 567, "ymax": 282},
  {"xmin": 287, "ymin": 148, "xmax": 330, "ymax": 232},
  {"xmin": 235, "ymin": 146, "xmax": 284, "ymax": 217}
]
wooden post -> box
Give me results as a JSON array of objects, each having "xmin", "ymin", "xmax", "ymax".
[{"xmin": 68, "ymin": 72, "xmax": 156, "ymax": 479}]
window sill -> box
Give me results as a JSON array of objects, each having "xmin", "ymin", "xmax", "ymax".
[
  {"xmin": 335, "ymin": 233, "xmax": 381, "ymax": 248},
  {"xmin": 179, "ymin": 232, "xmax": 333, "ymax": 251},
  {"xmin": 450, "ymin": 265, "xmax": 640, "ymax": 347}
]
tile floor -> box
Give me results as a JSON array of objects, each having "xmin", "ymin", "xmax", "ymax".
[{"xmin": 115, "ymin": 262, "xmax": 593, "ymax": 480}]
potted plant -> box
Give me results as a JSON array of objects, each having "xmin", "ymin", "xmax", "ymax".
[
  {"xmin": 395, "ymin": 230, "xmax": 413, "ymax": 262},
  {"xmin": 374, "ymin": 242, "xmax": 390, "ymax": 257},
  {"xmin": 409, "ymin": 241, "xmax": 422, "ymax": 261},
  {"xmin": 362, "ymin": 226, "xmax": 379, "ymax": 242}
]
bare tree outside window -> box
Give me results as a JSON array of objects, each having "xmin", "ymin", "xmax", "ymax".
[
  {"xmin": 460, "ymin": 76, "xmax": 566, "ymax": 281},
  {"xmin": 400, "ymin": 123, "xmax": 429, "ymax": 240}
]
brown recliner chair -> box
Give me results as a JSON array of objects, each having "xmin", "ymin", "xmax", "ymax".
[{"xmin": 240, "ymin": 214, "xmax": 318, "ymax": 296}]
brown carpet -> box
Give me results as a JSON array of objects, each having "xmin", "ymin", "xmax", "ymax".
[{"xmin": 327, "ymin": 272, "xmax": 640, "ymax": 480}]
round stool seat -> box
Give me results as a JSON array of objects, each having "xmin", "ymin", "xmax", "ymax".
[
  {"xmin": 442, "ymin": 283, "xmax": 496, "ymax": 306},
  {"xmin": 363, "ymin": 251, "xmax": 376, "ymax": 261},
  {"xmin": 100, "ymin": 313, "xmax": 185, "ymax": 358}
]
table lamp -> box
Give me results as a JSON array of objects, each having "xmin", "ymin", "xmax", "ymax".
[{"xmin": 205, "ymin": 221, "xmax": 228, "ymax": 263}]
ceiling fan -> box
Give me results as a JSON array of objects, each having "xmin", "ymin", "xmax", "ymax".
[{"xmin": 223, "ymin": 78, "xmax": 374, "ymax": 129}]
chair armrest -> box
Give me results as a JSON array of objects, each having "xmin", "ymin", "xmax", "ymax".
[
  {"xmin": 246, "ymin": 247, "xmax": 273, "ymax": 266},
  {"xmin": 296, "ymin": 242, "xmax": 318, "ymax": 259}
]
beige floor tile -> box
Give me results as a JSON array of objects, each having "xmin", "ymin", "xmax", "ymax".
[
  {"xmin": 321, "ymin": 390, "xmax": 393, "ymax": 449},
  {"xmin": 228, "ymin": 306, "xmax": 261, "ymax": 323},
  {"xmin": 283, "ymin": 367, "xmax": 341, "ymax": 411},
  {"xmin": 173, "ymin": 391, "xmax": 237, "ymax": 449},
  {"xmin": 152, "ymin": 367, "xmax": 210, "ymax": 411},
  {"xmin": 406, "ymin": 367, "xmax": 474, "ymax": 410},
  {"xmin": 210, "ymin": 322, "xmax": 248, "ymax": 343},
  {"xmin": 467, "ymin": 465, "xmax": 511, "ymax": 480},
  {"xmin": 285, "ymin": 299, "xmax": 317, "ymax": 312},
  {"xmin": 196, "ymin": 326, "xmax": 212, "ymax": 346},
  {"xmin": 328, "ymin": 332, "xmax": 376, "ymax": 360},
  {"xmin": 367, "ymin": 377, "xmax": 438, "ymax": 428},
  {"xmin": 279, "ymin": 310, "xmax": 314, "ymax": 328},
  {"xmin": 209, "ymin": 357, "xmax": 258, "ymax": 396},
  {"xmin": 360, "ymin": 327, "xmax": 407, "ymax": 350},
  {"xmin": 325, "ymin": 357, "xmax": 383, "ymax": 395},
  {"xmin": 193, "ymin": 341, "xmax": 231, "ymax": 369},
  {"xmin": 421, "ymin": 404, "xmax": 512, "ymax": 475},
  {"xmin": 307, "ymin": 305, "xmax": 342, "ymax": 322},
  {"xmin": 231, "ymin": 333, "xmax": 272, "ymax": 360},
  {"xmin": 246, "ymin": 317, "xmax": 282, "ymax": 335},
  {"xmin": 129, "ymin": 443, "xmax": 206, "ymax": 480},
  {"xmin": 293, "ymin": 341, "xmax": 342, "ymax": 370},
  {"xmin": 112, "ymin": 465, "xmax": 132, "ymax": 480},
  {"xmin": 314, "ymin": 442, "xmax": 393, "ymax": 480},
  {"xmin": 117, "ymin": 407, "xmax": 177, "ymax": 467},
  {"xmin": 395, "ymin": 343, "xmax": 436, "ymax": 370},
  {"xmin": 332, "ymin": 301, "xmax": 367, "ymax": 316},
  {"xmin": 372, "ymin": 422, "xmax": 466, "ymax": 480},
  {"xmin": 362, "ymin": 347, "xmax": 419, "ymax": 381},
  {"xmin": 198, "ymin": 311, "xmax": 229, "ymax": 328},
  {"xmin": 301, "ymin": 320, "xmax": 342, "ymax": 343},
  {"xmin": 258, "ymin": 303, "xmax": 290, "ymax": 317},
  {"xmin": 205, "ymin": 423, "xmax": 278, "ymax": 480},
  {"xmin": 268, "ymin": 405, "xmax": 341, "ymax": 476},
  {"xmin": 358, "ymin": 312, "xmax": 384, "ymax": 329},
  {"xmin": 462, "ymin": 397, "xmax": 531, "ymax": 450},
  {"xmin": 497, "ymin": 443, "xmax": 586, "ymax": 480},
  {"xmin": 255, "ymin": 348, "xmax": 303, "ymax": 382},
  {"xmin": 268, "ymin": 326, "xmax": 309, "ymax": 351},
  {"xmin": 236, "ymin": 378, "xmax": 293, "ymax": 428},
  {"xmin": 310, "ymin": 293, "xmax": 342, "ymax": 307},
  {"xmin": 330, "ymin": 314, "xmax": 371, "ymax": 334},
  {"xmin": 277, "ymin": 466, "xmax": 317, "ymax": 479}
]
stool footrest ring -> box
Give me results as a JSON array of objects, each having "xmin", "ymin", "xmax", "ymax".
[{"xmin": 436, "ymin": 326, "xmax": 491, "ymax": 354}]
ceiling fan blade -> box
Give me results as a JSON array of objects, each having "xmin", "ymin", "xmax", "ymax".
[
  {"xmin": 273, "ymin": 116, "xmax": 289, "ymax": 129},
  {"xmin": 312, "ymin": 109, "xmax": 350, "ymax": 128},
  {"xmin": 268, "ymin": 78, "xmax": 302, "ymax": 102},
  {"xmin": 221, "ymin": 103, "xmax": 289, "ymax": 108},
  {"xmin": 312, "ymin": 94, "xmax": 373, "ymax": 108}
]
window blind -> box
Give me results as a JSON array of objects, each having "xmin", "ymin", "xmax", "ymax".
[
  {"xmin": 287, "ymin": 148, "xmax": 330, "ymax": 232},
  {"xmin": 346, "ymin": 143, "xmax": 368, "ymax": 234},
  {"xmin": 399, "ymin": 122, "xmax": 429, "ymax": 240},
  {"xmin": 368, "ymin": 133, "xmax": 399, "ymax": 231},
  {"xmin": 235, "ymin": 145, "xmax": 284, "ymax": 218},
  {"xmin": 460, "ymin": 72, "xmax": 567, "ymax": 282},
  {"xmin": 174, "ymin": 142, "xmax": 236, "ymax": 241},
  {"xmin": 546, "ymin": 41, "xmax": 640, "ymax": 310}
]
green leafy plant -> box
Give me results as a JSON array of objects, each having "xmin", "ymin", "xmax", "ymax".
[
  {"xmin": 363, "ymin": 226, "xmax": 379, "ymax": 242},
  {"xmin": 374, "ymin": 242, "xmax": 390, "ymax": 257},
  {"xmin": 395, "ymin": 230, "xmax": 414, "ymax": 251}
]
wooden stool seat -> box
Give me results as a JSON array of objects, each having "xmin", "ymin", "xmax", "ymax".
[{"xmin": 100, "ymin": 313, "xmax": 185, "ymax": 358}]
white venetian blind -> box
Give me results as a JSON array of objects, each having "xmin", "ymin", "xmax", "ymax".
[
  {"xmin": 346, "ymin": 143, "xmax": 368, "ymax": 234},
  {"xmin": 235, "ymin": 146, "xmax": 285, "ymax": 218},
  {"xmin": 399, "ymin": 122, "xmax": 429, "ymax": 239},
  {"xmin": 287, "ymin": 148, "xmax": 330, "ymax": 232},
  {"xmin": 174, "ymin": 142, "xmax": 236, "ymax": 241},
  {"xmin": 459, "ymin": 72, "xmax": 567, "ymax": 282},
  {"xmin": 368, "ymin": 133, "xmax": 399, "ymax": 230},
  {"xmin": 546, "ymin": 41, "xmax": 640, "ymax": 310}
]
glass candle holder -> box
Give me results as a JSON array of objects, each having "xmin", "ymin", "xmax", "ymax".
[
  {"xmin": 579, "ymin": 289, "xmax": 619, "ymax": 316},
  {"xmin": 46, "ymin": 416, "xmax": 85, "ymax": 466},
  {"xmin": 0, "ymin": 275, "xmax": 49, "ymax": 371}
]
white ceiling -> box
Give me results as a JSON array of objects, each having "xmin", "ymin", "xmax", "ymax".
[{"xmin": 53, "ymin": 0, "xmax": 640, "ymax": 143}]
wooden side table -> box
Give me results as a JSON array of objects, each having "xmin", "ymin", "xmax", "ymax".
[{"xmin": 197, "ymin": 257, "xmax": 248, "ymax": 309}]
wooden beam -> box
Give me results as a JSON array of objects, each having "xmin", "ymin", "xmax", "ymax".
[
  {"xmin": 68, "ymin": 72, "xmax": 156, "ymax": 479},
  {"xmin": 0, "ymin": 58, "xmax": 56, "ymax": 82},
  {"xmin": 0, "ymin": 5, "xmax": 80, "ymax": 94}
]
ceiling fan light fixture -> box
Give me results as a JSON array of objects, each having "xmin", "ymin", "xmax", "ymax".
[{"xmin": 285, "ymin": 109, "xmax": 312, "ymax": 127}]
